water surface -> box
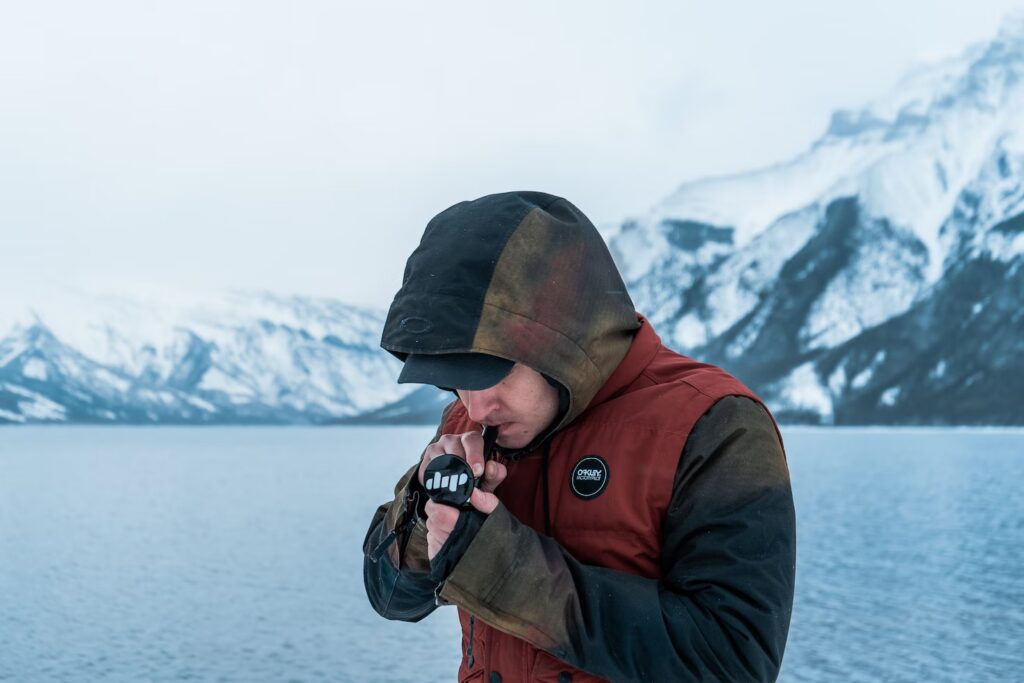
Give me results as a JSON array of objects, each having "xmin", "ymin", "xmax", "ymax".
[{"xmin": 0, "ymin": 426, "xmax": 1021, "ymax": 682}]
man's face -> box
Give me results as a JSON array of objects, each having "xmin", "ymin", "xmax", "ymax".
[{"xmin": 455, "ymin": 362, "xmax": 560, "ymax": 449}]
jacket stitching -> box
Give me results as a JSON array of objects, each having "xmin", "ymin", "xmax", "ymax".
[{"xmin": 677, "ymin": 378, "xmax": 721, "ymax": 400}]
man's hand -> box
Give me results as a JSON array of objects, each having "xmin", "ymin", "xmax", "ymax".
[{"xmin": 420, "ymin": 431, "xmax": 507, "ymax": 560}]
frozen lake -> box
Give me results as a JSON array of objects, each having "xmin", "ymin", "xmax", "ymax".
[{"xmin": 1, "ymin": 426, "xmax": 1022, "ymax": 682}]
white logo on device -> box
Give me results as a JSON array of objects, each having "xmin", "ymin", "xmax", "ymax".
[{"xmin": 425, "ymin": 471, "xmax": 469, "ymax": 492}]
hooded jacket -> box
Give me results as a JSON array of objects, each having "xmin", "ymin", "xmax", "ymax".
[{"xmin": 364, "ymin": 192, "xmax": 796, "ymax": 682}]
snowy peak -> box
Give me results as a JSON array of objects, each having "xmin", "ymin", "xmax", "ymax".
[
  {"xmin": 641, "ymin": 19, "xmax": 1024, "ymax": 270},
  {"xmin": 608, "ymin": 18, "xmax": 1024, "ymax": 425},
  {"xmin": 824, "ymin": 28, "xmax": 1021, "ymax": 141}
]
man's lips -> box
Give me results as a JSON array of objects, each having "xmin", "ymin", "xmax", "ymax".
[{"xmin": 485, "ymin": 422, "xmax": 512, "ymax": 437}]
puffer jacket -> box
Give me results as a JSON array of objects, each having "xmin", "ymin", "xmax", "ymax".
[{"xmin": 363, "ymin": 191, "xmax": 796, "ymax": 682}]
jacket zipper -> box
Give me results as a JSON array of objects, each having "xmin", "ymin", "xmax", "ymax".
[
  {"xmin": 541, "ymin": 440, "xmax": 552, "ymax": 536},
  {"xmin": 466, "ymin": 614, "xmax": 475, "ymax": 668}
]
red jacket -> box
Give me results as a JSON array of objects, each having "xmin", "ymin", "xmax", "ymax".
[{"xmin": 437, "ymin": 316, "xmax": 783, "ymax": 682}]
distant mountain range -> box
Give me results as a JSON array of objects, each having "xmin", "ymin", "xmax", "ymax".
[
  {"xmin": 0, "ymin": 291, "xmax": 446, "ymax": 425},
  {"xmin": 3, "ymin": 21, "xmax": 1022, "ymax": 425}
]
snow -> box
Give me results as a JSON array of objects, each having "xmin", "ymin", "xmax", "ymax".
[
  {"xmin": 21, "ymin": 358, "xmax": 47, "ymax": 381},
  {"xmin": 851, "ymin": 351, "xmax": 886, "ymax": 390},
  {"xmin": 850, "ymin": 367, "xmax": 874, "ymax": 391},
  {"xmin": 724, "ymin": 304, "xmax": 771, "ymax": 360},
  {"xmin": 2, "ymin": 383, "xmax": 37, "ymax": 399},
  {"xmin": 827, "ymin": 364, "xmax": 847, "ymax": 396},
  {"xmin": 673, "ymin": 314, "xmax": 707, "ymax": 350},
  {"xmin": 771, "ymin": 363, "xmax": 834, "ymax": 423},
  {"xmin": 184, "ymin": 395, "xmax": 217, "ymax": 412},
  {"xmin": 3, "ymin": 383, "xmax": 67, "ymax": 421},
  {"xmin": 707, "ymin": 205, "xmax": 820, "ymax": 347},
  {"xmin": 94, "ymin": 367, "xmax": 131, "ymax": 394},
  {"xmin": 880, "ymin": 386, "xmax": 902, "ymax": 407},
  {"xmin": 800, "ymin": 232, "xmax": 926, "ymax": 351},
  {"xmin": 608, "ymin": 221, "xmax": 665, "ymax": 282},
  {"xmin": 18, "ymin": 395, "xmax": 66, "ymax": 421},
  {"xmin": 0, "ymin": 338, "xmax": 26, "ymax": 368},
  {"xmin": 0, "ymin": 285, "xmax": 414, "ymax": 423},
  {"xmin": 197, "ymin": 367, "xmax": 254, "ymax": 400},
  {"xmin": 652, "ymin": 137, "xmax": 895, "ymax": 250}
]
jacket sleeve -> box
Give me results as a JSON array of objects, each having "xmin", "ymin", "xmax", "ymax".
[
  {"xmin": 435, "ymin": 395, "xmax": 797, "ymax": 682},
  {"xmin": 362, "ymin": 400, "xmax": 460, "ymax": 621}
]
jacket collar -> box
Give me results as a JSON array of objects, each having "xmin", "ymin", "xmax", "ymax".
[{"xmin": 492, "ymin": 313, "xmax": 658, "ymax": 460}]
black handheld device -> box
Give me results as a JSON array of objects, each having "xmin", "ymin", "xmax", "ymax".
[{"xmin": 422, "ymin": 425, "xmax": 498, "ymax": 508}]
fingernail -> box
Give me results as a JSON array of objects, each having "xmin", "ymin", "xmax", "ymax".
[{"xmin": 473, "ymin": 464, "xmax": 484, "ymax": 477}]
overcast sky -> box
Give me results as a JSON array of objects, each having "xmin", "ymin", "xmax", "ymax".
[{"xmin": 2, "ymin": 1, "xmax": 1021, "ymax": 310}]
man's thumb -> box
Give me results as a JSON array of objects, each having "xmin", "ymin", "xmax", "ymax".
[{"xmin": 469, "ymin": 488, "xmax": 499, "ymax": 515}]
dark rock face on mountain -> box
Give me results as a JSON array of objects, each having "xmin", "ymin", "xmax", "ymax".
[{"xmin": 821, "ymin": 252, "xmax": 1024, "ymax": 424}]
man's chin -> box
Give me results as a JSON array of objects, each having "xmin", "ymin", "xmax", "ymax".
[{"xmin": 495, "ymin": 426, "xmax": 532, "ymax": 450}]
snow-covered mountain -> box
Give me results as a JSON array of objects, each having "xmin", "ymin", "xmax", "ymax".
[
  {"xmin": 0, "ymin": 289, "xmax": 447, "ymax": 424},
  {"xmin": 5, "ymin": 21, "xmax": 1024, "ymax": 426},
  {"xmin": 605, "ymin": 19, "xmax": 1024, "ymax": 424}
]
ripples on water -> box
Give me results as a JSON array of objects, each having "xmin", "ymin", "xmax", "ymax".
[
  {"xmin": 0, "ymin": 426, "xmax": 1021, "ymax": 682},
  {"xmin": 781, "ymin": 428, "xmax": 1024, "ymax": 683}
]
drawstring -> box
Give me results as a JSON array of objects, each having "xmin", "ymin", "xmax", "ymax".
[{"xmin": 541, "ymin": 440, "xmax": 552, "ymax": 536}]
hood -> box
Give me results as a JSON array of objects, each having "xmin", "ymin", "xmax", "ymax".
[{"xmin": 381, "ymin": 191, "xmax": 640, "ymax": 444}]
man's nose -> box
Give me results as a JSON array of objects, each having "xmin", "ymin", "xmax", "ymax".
[{"xmin": 461, "ymin": 387, "xmax": 500, "ymax": 423}]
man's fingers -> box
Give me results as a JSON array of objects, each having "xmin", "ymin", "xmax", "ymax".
[
  {"xmin": 424, "ymin": 499, "xmax": 460, "ymax": 526},
  {"xmin": 479, "ymin": 460, "xmax": 507, "ymax": 493},
  {"xmin": 427, "ymin": 533, "xmax": 447, "ymax": 560},
  {"xmin": 419, "ymin": 434, "xmax": 468, "ymax": 485},
  {"xmin": 425, "ymin": 499, "xmax": 461, "ymax": 561},
  {"xmin": 460, "ymin": 432, "xmax": 485, "ymax": 478},
  {"xmin": 469, "ymin": 488, "xmax": 499, "ymax": 515},
  {"xmin": 418, "ymin": 429, "xmax": 495, "ymax": 489}
]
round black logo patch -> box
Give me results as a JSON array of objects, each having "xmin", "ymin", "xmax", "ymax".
[
  {"xmin": 570, "ymin": 455, "xmax": 609, "ymax": 500},
  {"xmin": 399, "ymin": 316, "xmax": 434, "ymax": 334}
]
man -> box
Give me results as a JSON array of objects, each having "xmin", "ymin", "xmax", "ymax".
[{"xmin": 363, "ymin": 191, "xmax": 796, "ymax": 682}]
